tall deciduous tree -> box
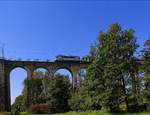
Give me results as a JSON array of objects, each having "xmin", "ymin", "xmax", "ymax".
[
  {"xmin": 142, "ymin": 38, "xmax": 150, "ymax": 111},
  {"xmin": 46, "ymin": 74, "xmax": 71, "ymax": 113},
  {"xmin": 69, "ymin": 23, "xmax": 139, "ymax": 112}
]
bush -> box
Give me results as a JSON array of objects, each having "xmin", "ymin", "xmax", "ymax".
[
  {"xmin": 28, "ymin": 103, "xmax": 49, "ymax": 114},
  {"xmin": 11, "ymin": 95, "xmax": 26, "ymax": 112}
]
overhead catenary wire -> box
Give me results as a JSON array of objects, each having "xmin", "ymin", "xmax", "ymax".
[{"xmin": 0, "ymin": 42, "xmax": 5, "ymax": 59}]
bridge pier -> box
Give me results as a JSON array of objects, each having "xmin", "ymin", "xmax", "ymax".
[
  {"xmin": 0, "ymin": 60, "xmax": 7, "ymax": 111},
  {"xmin": 6, "ymin": 72, "xmax": 11, "ymax": 112},
  {"xmin": 72, "ymin": 70, "xmax": 78, "ymax": 88},
  {"xmin": 26, "ymin": 69, "xmax": 33, "ymax": 108}
]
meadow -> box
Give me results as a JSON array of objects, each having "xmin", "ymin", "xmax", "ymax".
[
  {"xmin": 1, "ymin": 112, "xmax": 150, "ymax": 115},
  {"xmin": 52, "ymin": 112, "xmax": 150, "ymax": 115}
]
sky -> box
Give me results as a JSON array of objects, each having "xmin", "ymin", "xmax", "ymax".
[{"xmin": 0, "ymin": 0, "xmax": 150, "ymax": 104}]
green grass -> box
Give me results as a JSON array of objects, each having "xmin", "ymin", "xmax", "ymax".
[
  {"xmin": 51, "ymin": 112, "xmax": 150, "ymax": 115},
  {"xmin": 1, "ymin": 112, "xmax": 150, "ymax": 115},
  {"xmin": 23, "ymin": 112, "xmax": 150, "ymax": 115}
]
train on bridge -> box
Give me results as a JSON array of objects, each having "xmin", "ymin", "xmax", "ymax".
[{"xmin": 55, "ymin": 55, "xmax": 80, "ymax": 61}]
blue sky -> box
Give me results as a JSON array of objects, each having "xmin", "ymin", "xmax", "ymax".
[{"xmin": 0, "ymin": 0, "xmax": 150, "ymax": 104}]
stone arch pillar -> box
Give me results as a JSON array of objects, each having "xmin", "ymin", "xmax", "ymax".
[
  {"xmin": 71, "ymin": 68, "xmax": 80, "ymax": 88},
  {"xmin": 72, "ymin": 71, "xmax": 77, "ymax": 88},
  {"xmin": 26, "ymin": 67, "xmax": 34, "ymax": 108},
  {"xmin": 0, "ymin": 60, "xmax": 6, "ymax": 111},
  {"xmin": 5, "ymin": 71, "xmax": 11, "ymax": 112},
  {"xmin": 47, "ymin": 67, "xmax": 55, "ymax": 79},
  {"xmin": 71, "ymin": 66, "xmax": 87, "ymax": 88}
]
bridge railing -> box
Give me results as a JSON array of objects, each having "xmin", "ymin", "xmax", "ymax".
[
  {"xmin": 0, "ymin": 57, "xmax": 88, "ymax": 63},
  {"xmin": 0, "ymin": 57, "xmax": 52, "ymax": 62}
]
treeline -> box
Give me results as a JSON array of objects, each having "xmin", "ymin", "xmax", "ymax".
[{"xmin": 13, "ymin": 23, "xmax": 150, "ymax": 114}]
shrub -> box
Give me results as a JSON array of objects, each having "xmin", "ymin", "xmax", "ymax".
[
  {"xmin": 28, "ymin": 103, "xmax": 49, "ymax": 114},
  {"xmin": 11, "ymin": 95, "xmax": 26, "ymax": 112}
]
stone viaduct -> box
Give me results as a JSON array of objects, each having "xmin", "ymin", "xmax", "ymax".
[{"xmin": 0, "ymin": 59, "xmax": 89, "ymax": 112}]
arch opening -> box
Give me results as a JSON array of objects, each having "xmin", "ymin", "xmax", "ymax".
[
  {"xmin": 77, "ymin": 68, "xmax": 87, "ymax": 86},
  {"xmin": 54, "ymin": 68, "xmax": 73, "ymax": 84},
  {"xmin": 33, "ymin": 68, "xmax": 49, "ymax": 78},
  {"xmin": 10, "ymin": 67, "xmax": 27, "ymax": 110}
]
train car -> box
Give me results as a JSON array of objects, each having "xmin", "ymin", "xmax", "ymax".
[{"xmin": 55, "ymin": 55, "xmax": 80, "ymax": 61}]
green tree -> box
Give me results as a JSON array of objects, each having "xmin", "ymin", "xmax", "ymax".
[
  {"xmin": 12, "ymin": 70, "xmax": 49, "ymax": 112},
  {"xmin": 142, "ymin": 38, "xmax": 150, "ymax": 111},
  {"xmin": 82, "ymin": 43, "xmax": 98, "ymax": 62},
  {"xmin": 69, "ymin": 23, "xmax": 139, "ymax": 112},
  {"xmin": 27, "ymin": 71, "xmax": 49, "ymax": 104},
  {"xmin": 12, "ymin": 95, "xmax": 26, "ymax": 112},
  {"xmin": 46, "ymin": 74, "xmax": 71, "ymax": 113}
]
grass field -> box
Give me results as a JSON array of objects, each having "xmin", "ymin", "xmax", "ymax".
[
  {"xmin": 1, "ymin": 112, "xmax": 150, "ymax": 115},
  {"xmin": 51, "ymin": 112, "xmax": 150, "ymax": 115}
]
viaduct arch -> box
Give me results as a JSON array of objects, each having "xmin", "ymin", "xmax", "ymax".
[{"xmin": 0, "ymin": 59, "xmax": 89, "ymax": 112}]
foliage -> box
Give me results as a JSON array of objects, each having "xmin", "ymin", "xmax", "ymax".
[
  {"xmin": 82, "ymin": 42, "xmax": 99, "ymax": 62},
  {"xmin": 19, "ymin": 112, "xmax": 150, "ymax": 115},
  {"xmin": 12, "ymin": 71, "xmax": 50, "ymax": 112},
  {"xmin": 30, "ymin": 71, "xmax": 49, "ymax": 104},
  {"xmin": 46, "ymin": 74, "xmax": 71, "ymax": 113},
  {"xmin": 11, "ymin": 95, "xmax": 26, "ymax": 112},
  {"xmin": 142, "ymin": 38, "xmax": 150, "ymax": 111},
  {"xmin": 12, "ymin": 70, "xmax": 71, "ymax": 113},
  {"xmin": 69, "ymin": 23, "xmax": 141, "ymax": 112},
  {"xmin": 50, "ymin": 112, "xmax": 150, "ymax": 115}
]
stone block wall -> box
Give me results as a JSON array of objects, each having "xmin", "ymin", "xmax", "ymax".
[{"xmin": 0, "ymin": 60, "xmax": 6, "ymax": 111}]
